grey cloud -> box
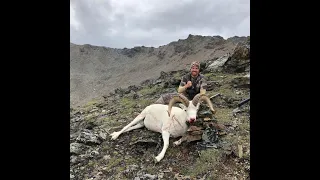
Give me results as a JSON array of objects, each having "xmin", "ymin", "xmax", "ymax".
[
  {"xmin": 70, "ymin": 0, "xmax": 250, "ymax": 48},
  {"xmin": 71, "ymin": 0, "xmax": 114, "ymax": 35},
  {"xmin": 137, "ymin": 0, "xmax": 249, "ymax": 32}
]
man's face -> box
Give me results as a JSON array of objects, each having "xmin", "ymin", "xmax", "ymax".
[{"xmin": 191, "ymin": 65, "xmax": 199, "ymax": 76}]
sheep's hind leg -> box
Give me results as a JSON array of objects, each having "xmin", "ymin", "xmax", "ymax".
[
  {"xmin": 123, "ymin": 122, "xmax": 144, "ymax": 132},
  {"xmin": 110, "ymin": 113, "xmax": 145, "ymax": 140},
  {"xmin": 155, "ymin": 131, "xmax": 170, "ymax": 162}
]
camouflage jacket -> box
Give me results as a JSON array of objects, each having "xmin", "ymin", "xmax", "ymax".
[{"xmin": 179, "ymin": 73, "xmax": 207, "ymax": 100}]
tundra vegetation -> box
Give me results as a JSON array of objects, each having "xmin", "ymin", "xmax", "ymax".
[
  {"xmin": 70, "ymin": 38, "xmax": 250, "ymax": 179},
  {"xmin": 70, "ymin": 72, "xmax": 250, "ymax": 180}
]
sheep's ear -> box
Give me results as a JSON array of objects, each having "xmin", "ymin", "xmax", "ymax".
[{"xmin": 178, "ymin": 103, "xmax": 187, "ymax": 110}]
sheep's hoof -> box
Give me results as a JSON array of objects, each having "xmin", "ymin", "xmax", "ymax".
[
  {"xmin": 153, "ymin": 155, "xmax": 160, "ymax": 164},
  {"xmin": 173, "ymin": 141, "xmax": 181, "ymax": 146},
  {"xmin": 152, "ymin": 155, "xmax": 158, "ymax": 164},
  {"xmin": 110, "ymin": 132, "xmax": 120, "ymax": 140}
]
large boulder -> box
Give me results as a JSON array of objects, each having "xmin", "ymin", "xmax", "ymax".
[
  {"xmin": 206, "ymin": 55, "xmax": 230, "ymax": 72},
  {"xmin": 223, "ymin": 40, "xmax": 250, "ymax": 73}
]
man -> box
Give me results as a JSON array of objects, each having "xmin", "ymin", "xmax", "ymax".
[{"xmin": 154, "ymin": 61, "xmax": 207, "ymax": 104}]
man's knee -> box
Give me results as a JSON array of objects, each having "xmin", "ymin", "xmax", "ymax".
[
  {"xmin": 154, "ymin": 93, "xmax": 173, "ymax": 104},
  {"xmin": 162, "ymin": 93, "xmax": 179, "ymax": 104},
  {"xmin": 154, "ymin": 92, "xmax": 180, "ymax": 105},
  {"xmin": 154, "ymin": 97, "xmax": 165, "ymax": 104}
]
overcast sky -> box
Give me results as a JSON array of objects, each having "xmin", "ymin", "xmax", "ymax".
[{"xmin": 70, "ymin": 0, "xmax": 250, "ymax": 48}]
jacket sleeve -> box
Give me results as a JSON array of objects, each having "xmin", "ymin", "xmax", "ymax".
[{"xmin": 177, "ymin": 75, "xmax": 187, "ymax": 93}]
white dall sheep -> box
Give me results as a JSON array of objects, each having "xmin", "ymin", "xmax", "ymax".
[{"xmin": 110, "ymin": 93, "xmax": 215, "ymax": 162}]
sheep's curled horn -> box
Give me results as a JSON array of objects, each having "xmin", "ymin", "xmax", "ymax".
[
  {"xmin": 167, "ymin": 94, "xmax": 190, "ymax": 116},
  {"xmin": 192, "ymin": 94, "xmax": 216, "ymax": 114}
]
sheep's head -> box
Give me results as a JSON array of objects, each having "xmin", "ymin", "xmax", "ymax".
[{"xmin": 168, "ymin": 93, "xmax": 216, "ymax": 123}]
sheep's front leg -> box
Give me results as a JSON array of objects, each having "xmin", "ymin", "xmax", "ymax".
[
  {"xmin": 173, "ymin": 136, "xmax": 187, "ymax": 146},
  {"xmin": 155, "ymin": 131, "xmax": 170, "ymax": 162}
]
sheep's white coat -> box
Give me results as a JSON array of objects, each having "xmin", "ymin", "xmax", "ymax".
[{"xmin": 110, "ymin": 102, "xmax": 200, "ymax": 162}]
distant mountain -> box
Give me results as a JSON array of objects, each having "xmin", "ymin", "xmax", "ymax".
[{"xmin": 70, "ymin": 34, "xmax": 249, "ymax": 107}]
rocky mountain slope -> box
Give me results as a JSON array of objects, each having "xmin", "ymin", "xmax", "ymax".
[
  {"xmin": 70, "ymin": 39, "xmax": 250, "ymax": 179},
  {"xmin": 70, "ymin": 35, "xmax": 248, "ymax": 107}
]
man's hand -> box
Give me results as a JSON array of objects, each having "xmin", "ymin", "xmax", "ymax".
[
  {"xmin": 185, "ymin": 81, "xmax": 192, "ymax": 88},
  {"xmin": 200, "ymin": 89, "xmax": 206, "ymax": 95}
]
